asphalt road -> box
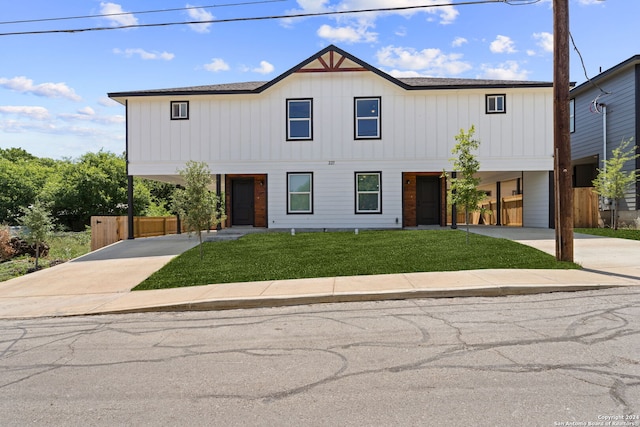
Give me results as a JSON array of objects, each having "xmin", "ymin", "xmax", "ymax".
[{"xmin": 2, "ymin": 288, "xmax": 640, "ymax": 426}]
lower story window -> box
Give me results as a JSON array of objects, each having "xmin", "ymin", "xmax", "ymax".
[
  {"xmin": 355, "ymin": 172, "xmax": 381, "ymax": 213},
  {"xmin": 287, "ymin": 172, "xmax": 313, "ymax": 214}
]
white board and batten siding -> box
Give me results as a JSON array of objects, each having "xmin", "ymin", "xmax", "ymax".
[
  {"xmin": 126, "ymin": 71, "xmax": 554, "ymax": 177},
  {"xmin": 122, "ymin": 61, "xmax": 554, "ymax": 229}
]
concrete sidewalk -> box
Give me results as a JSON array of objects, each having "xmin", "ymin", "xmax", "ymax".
[{"xmin": 0, "ymin": 228, "xmax": 639, "ymax": 319}]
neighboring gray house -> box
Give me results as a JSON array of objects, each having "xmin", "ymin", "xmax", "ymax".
[{"xmin": 570, "ymin": 55, "xmax": 640, "ymax": 225}]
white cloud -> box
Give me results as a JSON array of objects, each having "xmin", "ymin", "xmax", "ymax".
[
  {"xmin": 113, "ymin": 48, "xmax": 175, "ymax": 61},
  {"xmin": 186, "ymin": 4, "xmax": 214, "ymax": 33},
  {"xmin": 58, "ymin": 111, "xmax": 125, "ymax": 125},
  {"xmin": 252, "ymin": 61, "xmax": 275, "ymax": 74},
  {"xmin": 98, "ymin": 97, "xmax": 120, "ymax": 107},
  {"xmin": 286, "ymin": 0, "xmax": 459, "ymax": 38},
  {"xmin": 78, "ymin": 106, "xmax": 95, "ymax": 116},
  {"xmin": 0, "ymin": 106, "xmax": 51, "ymax": 120},
  {"xmin": 452, "ymin": 37, "xmax": 467, "ymax": 47},
  {"xmin": 533, "ymin": 32, "xmax": 553, "ymax": 53},
  {"xmin": 317, "ymin": 23, "xmax": 377, "ymax": 43},
  {"xmin": 577, "ymin": 0, "xmax": 604, "ymax": 4},
  {"xmin": 490, "ymin": 35, "xmax": 517, "ymax": 54},
  {"xmin": 337, "ymin": 0, "xmax": 459, "ymax": 25},
  {"xmin": 204, "ymin": 58, "xmax": 230, "ymax": 72},
  {"xmin": 376, "ymin": 45, "xmax": 472, "ymax": 77},
  {"xmin": 99, "ymin": 2, "xmax": 138, "ymax": 27},
  {"xmin": 0, "ymin": 76, "xmax": 81, "ymax": 101},
  {"xmin": 479, "ymin": 61, "xmax": 530, "ymax": 80}
]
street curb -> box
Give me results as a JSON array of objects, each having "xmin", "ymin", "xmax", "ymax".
[{"xmin": 90, "ymin": 284, "xmax": 623, "ymax": 316}]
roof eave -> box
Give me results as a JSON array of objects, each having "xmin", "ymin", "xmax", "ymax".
[{"xmin": 570, "ymin": 54, "xmax": 640, "ymax": 96}]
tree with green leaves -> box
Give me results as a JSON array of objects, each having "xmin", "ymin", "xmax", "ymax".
[
  {"xmin": 42, "ymin": 151, "xmax": 152, "ymax": 230},
  {"xmin": 592, "ymin": 137, "xmax": 639, "ymax": 230},
  {"xmin": 172, "ymin": 161, "xmax": 226, "ymax": 259},
  {"xmin": 0, "ymin": 149, "xmax": 54, "ymax": 225},
  {"xmin": 444, "ymin": 125, "xmax": 486, "ymax": 243},
  {"xmin": 18, "ymin": 200, "xmax": 55, "ymax": 270}
]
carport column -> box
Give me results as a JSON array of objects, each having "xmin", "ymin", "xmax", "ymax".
[
  {"xmin": 450, "ymin": 172, "xmax": 457, "ymax": 229},
  {"xmin": 495, "ymin": 181, "xmax": 502, "ymax": 226},
  {"xmin": 127, "ymin": 177, "xmax": 134, "ymax": 239},
  {"xmin": 216, "ymin": 174, "xmax": 222, "ymax": 231},
  {"xmin": 125, "ymin": 99, "xmax": 135, "ymax": 240}
]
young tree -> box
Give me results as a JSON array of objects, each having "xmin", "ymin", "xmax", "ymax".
[
  {"xmin": 172, "ymin": 161, "xmax": 226, "ymax": 259},
  {"xmin": 18, "ymin": 200, "xmax": 55, "ymax": 270},
  {"xmin": 444, "ymin": 126, "xmax": 486, "ymax": 243},
  {"xmin": 592, "ymin": 137, "xmax": 639, "ymax": 230}
]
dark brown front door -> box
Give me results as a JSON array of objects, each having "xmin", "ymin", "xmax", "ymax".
[
  {"xmin": 232, "ymin": 179, "xmax": 254, "ymax": 226},
  {"xmin": 416, "ymin": 176, "xmax": 440, "ymax": 225}
]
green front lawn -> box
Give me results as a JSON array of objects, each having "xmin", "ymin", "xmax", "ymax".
[
  {"xmin": 575, "ymin": 228, "xmax": 640, "ymax": 241},
  {"xmin": 135, "ymin": 229, "xmax": 579, "ymax": 290}
]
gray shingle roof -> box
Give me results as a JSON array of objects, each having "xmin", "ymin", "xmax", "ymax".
[{"xmin": 108, "ymin": 45, "xmax": 552, "ymax": 100}]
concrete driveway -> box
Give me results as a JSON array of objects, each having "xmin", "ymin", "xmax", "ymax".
[{"xmin": 466, "ymin": 226, "xmax": 640, "ymax": 278}]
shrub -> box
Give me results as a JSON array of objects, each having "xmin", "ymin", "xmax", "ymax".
[{"xmin": 0, "ymin": 226, "xmax": 15, "ymax": 261}]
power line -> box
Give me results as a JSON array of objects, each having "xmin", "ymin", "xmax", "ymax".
[
  {"xmin": 0, "ymin": 0, "xmax": 505, "ymax": 37},
  {"xmin": 0, "ymin": 0, "xmax": 285, "ymax": 26}
]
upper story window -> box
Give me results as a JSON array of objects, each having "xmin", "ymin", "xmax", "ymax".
[
  {"xmin": 287, "ymin": 99, "xmax": 313, "ymax": 140},
  {"xmin": 569, "ymin": 98, "xmax": 575, "ymax": 133},
  {"xmin": 287, "ymin": 172, "xmax": 313, "ymax": 214},
  {"xmin": 486, "ymin": 94, "xmax": 506, "ymax": 114},
  {"xmin": 171, "ymin": 101, "xmax": 189, "ymax": 120},
  {"xmin": 355, "ymin": 97, "xmax": 381, "ymax": 139},
  {"xmin": 355, "ymin": 172, "xmax": 381, "ymax": 214}
]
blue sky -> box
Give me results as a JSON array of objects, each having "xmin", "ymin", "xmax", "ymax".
[{"xmin": 0, "ymin": 0, "xmax": 636, "ymax": 159}]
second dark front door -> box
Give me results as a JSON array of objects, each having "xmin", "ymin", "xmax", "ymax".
[
  {"xmin": 232, "ymin": 179, "xmax": 254, "ymax": 226},
  {"xmin": 416, "ymin": 176, "xmax": 440, "ymax": 225}
]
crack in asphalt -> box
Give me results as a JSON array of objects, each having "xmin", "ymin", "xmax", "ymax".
[{"xmin": 0, "ymin": 287, "xmax": 639, "ymax": 414}]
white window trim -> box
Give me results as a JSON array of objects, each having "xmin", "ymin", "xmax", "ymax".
[
  {"xmin": 171, "ymin": 101, "xmax": 189, "ymax": 120},
  {"xmin": 287, "ymin": 172, "xmax": 313, "ymax": 214},
  {"xmin": 355, "ymin": 172, "xmax": 382, "ymax": 214},
  {"xmin": 287, "ymin": 99, "xmax": 313, "ymax": 140},
  {"xmin": 355, "ymin": 97, "xmax": 381, "ymax": 139},
  {"xmin": 486, "ymin": 94, "xmax": 506, "ymax": 114}
]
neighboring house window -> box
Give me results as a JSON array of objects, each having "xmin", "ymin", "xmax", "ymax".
[
  {"xmin": 287, "ymin": 99, "xmax": 313, "ymax": 140},
  {"xmin": 569, "ymin": 98, "xmax": 575, "ymax": 133},
  {"xmin": 171, "ymin": 101, "xmax": 189, "ymax": 120},
  {"xmin": 486, "ymin": 94, "xmax": 506, "ymax": 114},
  {"xmin": 287, "ymin": 172, "xmax": 313, "ymax": 214},
  {"xmin": 355, "ymin": 172, "xmax": 381, "ymax": 214},
  {"xmin": 355, "ymin": 97, "xmax": 381, "ymax": 139}
]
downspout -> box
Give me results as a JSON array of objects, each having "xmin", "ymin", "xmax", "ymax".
[{"xmin": 602, "ymin": 104, "xmax": 607, "ymax": 174}]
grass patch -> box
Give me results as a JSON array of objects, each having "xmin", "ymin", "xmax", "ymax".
[
  {"xmin": 136, "ymin": 229, "xmax": 579, "ymax": 290},
  {"xmin": 575, "ymin": 228, "xmax": 640, "ymax": 241},
  {"xmin": 0, "ymin": 231, "xmax": 91, "ymax": 282}
]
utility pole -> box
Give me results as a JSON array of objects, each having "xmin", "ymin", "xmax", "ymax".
[{"xmin": 553, "ymin": 0, "xmax": 574, "ymax": 262}]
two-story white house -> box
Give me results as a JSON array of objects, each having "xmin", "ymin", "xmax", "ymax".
[{"xmin": 108, "ymin": 45, "xmax": 555, "ymax": 230}]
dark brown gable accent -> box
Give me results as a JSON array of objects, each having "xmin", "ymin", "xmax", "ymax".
[{"xmin": 296, "ymin": 49, "xmax": 368, "ymax": 74}]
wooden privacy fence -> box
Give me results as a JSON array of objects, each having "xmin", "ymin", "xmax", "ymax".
[
  {"xmin": 573, "ymin": 187, "xmax": 599, "ymax": 228},
  {"xmin": 480, "ymin": 195, "xmax": 523, "ymax": 226},
  {"xmin": 446, "ymin": 188, "xmax": 599, "ymax": 228},
  {"xmin": 90, "ymin": 216, "xmax": 185, "ymax": 251}
]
